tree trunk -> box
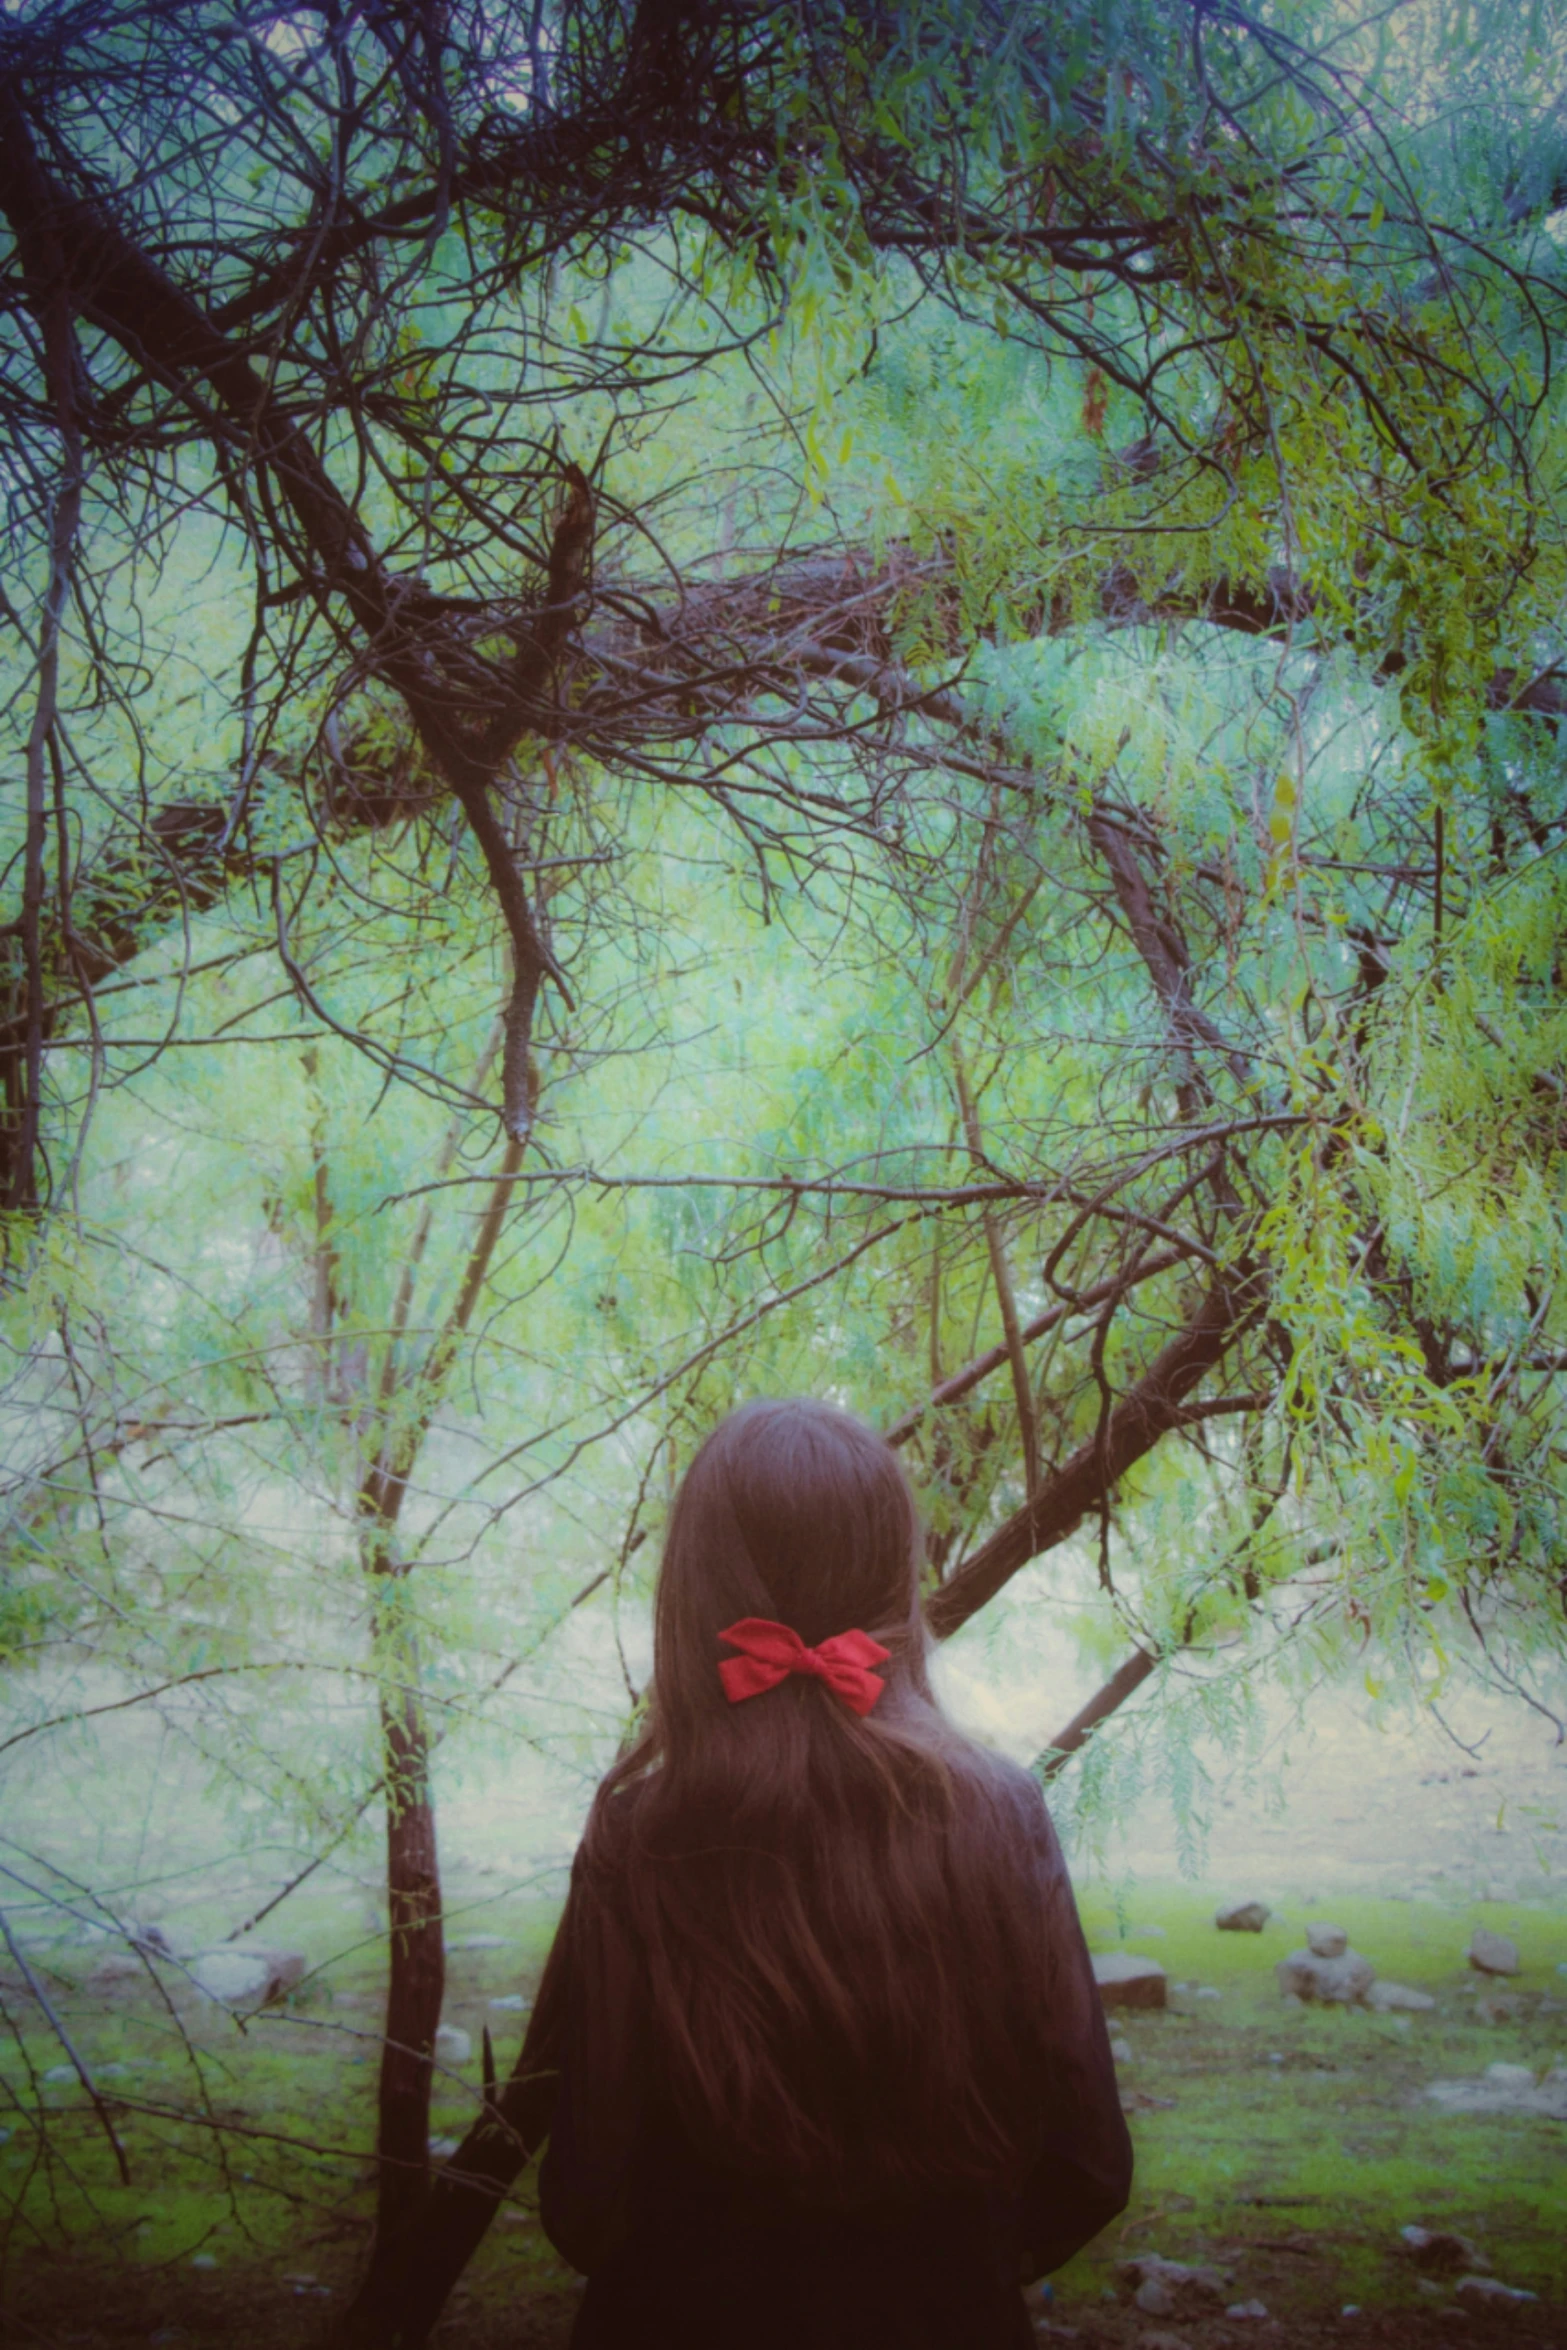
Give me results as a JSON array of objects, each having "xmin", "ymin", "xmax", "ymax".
[{"xmin": 370, "ymin": 1581, "xmax": 445, "ymax": 2252}]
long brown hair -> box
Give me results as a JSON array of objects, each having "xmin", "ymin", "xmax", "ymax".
[{"xmin": 580, "ymin": 1397, "xmax": 1066, "ymax": 2198}]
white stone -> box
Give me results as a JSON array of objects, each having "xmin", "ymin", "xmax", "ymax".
[
  {"xmin": 1306, "ymin": 1921, "xmax": 1348, "ymax": 1958},
  {"xmin": 1426, "ymin": 2069, "xmax": 1567, "ymax": 2120},
  {"xmin": 488, "ymin": 1992, "xmax": 529, "ymax": 2011},
  {"xmin": 452, "ymin": 1934, "xmax": 507, "ymax": 1951},
  {"xmin": 191, "ymin": 1950, "xmax": 272, "ymax": 2007},
  {"xmin": 191, "ymin": 1947, "xmax": 305, "ymax": 2008},
  {"xmin": 433, "ymin": 2023, "xmax": 471, "ymax": 2064},
  {"xmin": 1367, "ymin": 1980, "xmax": 1436, "ymax": 2013}
]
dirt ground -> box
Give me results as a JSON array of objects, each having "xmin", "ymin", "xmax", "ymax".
[{"xmin": 5, "ymin": 2262, "xmax": 1564, "ymax": 2350}]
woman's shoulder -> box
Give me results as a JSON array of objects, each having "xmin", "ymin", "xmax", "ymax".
[{"xmin": 949, "ymin": 1747, "xmax": 1067, "ymax": 1872}]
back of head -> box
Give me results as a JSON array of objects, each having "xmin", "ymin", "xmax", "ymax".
[{"xmin": 584, "ymin": 1399, "xmax": 1064, "ymax": 2199}]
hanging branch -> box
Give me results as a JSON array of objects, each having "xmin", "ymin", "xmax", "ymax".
[{"xmin": 0, "ymin": 84, "xmax": 588, "ymax": 1155}]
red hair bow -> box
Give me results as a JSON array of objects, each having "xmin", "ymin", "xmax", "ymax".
[{"xmin": 718, "ymin": 1618, "xmax": 890, "ymax": 1718}]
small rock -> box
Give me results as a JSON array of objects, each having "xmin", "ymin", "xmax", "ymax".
[
  {"xmin": 488, "ymin": 1993, "xmax": 529, "ymax": 2012},
  {"xmin": 1275, "ymin": 1947, "xmax": 1376, "ymax": 2005},
  {"xmin": 1307, "ymin": 1921, "xmax": 1349, "ymax": 1959},
  {"xmin": 433, "ymin": 2023, "xmax": 471, "ymax": 2064},
  {"xmin": 191, "ymin": 1948, "xmax": 305, "ymax": 2008},
  {"xmin": 1137, "ymin": 2334, "xmax": 1188, "ymax": 2350},
  {"xmin": 452, "ymin": 1934, "xmax": 507, "ymax": 1951},
  {"xmin": 1401, "ymin": 2226, "xmax": 1488, "ymax": 2274},
  {"xmin": 190, "ymin": 2254, "xmax": 218, "ymax": 2270},
  {"xmin": 1468, "ymin": 1928, "xmax": 1520, "ymax": 1976},
  {"xmin": 428, "ymin": 2135, "xmax": 460, "ymax": 2159},
  {"xmin": 42, "ymin": 2065, "xmax": 76, "ymax": 2084},
  {"xmin": 1425, "ymin": 2067, "xmax": 1567, "ymax": 2119},
  {"xmin": 1092, "ymin": 1952, "xmax": 1167, "ymax": 2010},
  {"xmin": 1368, "ymin": 1981, "xmax": 1437, "ymax": 2013},
  {"xmin": 1195, "ymin": 1985, "xmax": 1222, "ymax": 2000},
  {"xmin": 1116, "ymin": 2254, "xmax": 1230, "ymax": 2315},
  {"xmin": 1227, "ymin": 2301, "xmax": 1270, "ymax": 2320},
  {"xmin": 1342, "ymin": 2306, "xmax": 1361, "ymax": 2318},
  {"xmin": 1216, "ymin": 1900, "xmax": 1270, "ymax": 1932},
  {"xmin": 1476, "ymin": 1993, "xmax": 1522, "ymax": 2025},
  {"xmin": 1455, "ymin": 2276, "xmax": 1538, "ymax": 2312},
  {"xmin": 1109, "ymin": 2035, "xmax": 1133, "ymax": 2063}
]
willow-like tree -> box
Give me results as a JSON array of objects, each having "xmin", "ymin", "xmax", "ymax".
[{"xmin": 4, "ymin": 1, "xmax": 1567, "ymax": 2338}]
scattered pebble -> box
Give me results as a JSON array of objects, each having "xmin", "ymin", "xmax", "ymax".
[
  {"xmin": 451, "ymin": 1934, "xmax": 507, "ymax": 1951},
  {"xmin": 428, "ymin": 2135, "xmax": 460, "ymax": 2159},
  {"xmin": 1216, "ymin": 1899, "xmax": 1271, "ymax": 1932},
  {"xmin": 1307, "ymin": 1922, "xmax": 1349, "ymax": 1959},
  {"xmin": 1109, "ymin": 2036, "xmax": 1133, "ymax": 2064},
  {"xmin": 488, "ymin": 1993, "xmax": 529, "ymax": 2012},
  {"xmin": 190, "ymin": 2254, "xmax": 218, "ymax": 2270},
  {"xmin": 1195, "ymin": 1985, "xmax": 1222, "ymax": 2000},
  {"xmin": 1226, "ymin": 2300, "xmax": 1270, "ymax": 2320},
  {"xmin": 433, "ymin": 2023, "xmax": 471, "ymax": 2064}
]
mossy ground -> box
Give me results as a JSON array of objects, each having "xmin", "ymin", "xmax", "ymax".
[{"xmin": 3, "ymin": 1885, "xmax": 1563, "ymax": 2346}]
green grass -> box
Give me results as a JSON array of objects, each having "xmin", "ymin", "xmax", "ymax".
[
  {"xmin": 3, "ymin": 1882, "xmax": 1564, "ymax": 2340},
  {"xmin": 1055, "ymin": 1883, "xmax": 1567, "ymax": 2324}
]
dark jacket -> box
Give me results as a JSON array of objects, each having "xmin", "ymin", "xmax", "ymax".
[{"xmin": 525, "ymin": 1765, "xmax": 1132, "ymax": 2350}]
